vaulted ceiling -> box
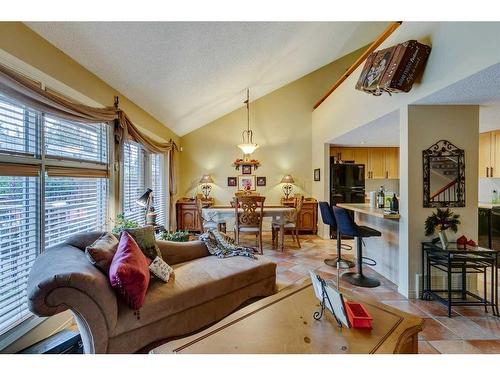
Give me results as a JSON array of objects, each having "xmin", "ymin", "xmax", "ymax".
[{"xmin": 26, "ymin": 22, "xmax": 388, "ymax": 136}]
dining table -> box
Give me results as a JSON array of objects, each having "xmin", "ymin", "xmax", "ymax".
[{"xmin": 201, "ymin": 205, "xmax": 295, "ymax": 251}]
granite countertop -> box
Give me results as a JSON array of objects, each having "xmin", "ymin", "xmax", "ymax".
[
  {"xmin": 336, "ymin": 203, "xmax": 400, "ymax": 220},
  {"xmin": 479, "ymin": 202, "xmax": 500, "ymax": 209}
]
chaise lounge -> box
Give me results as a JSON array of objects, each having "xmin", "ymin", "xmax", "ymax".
[{"xmin": 27, "ymin": 232, "xmax": 277, "ymax": 354}]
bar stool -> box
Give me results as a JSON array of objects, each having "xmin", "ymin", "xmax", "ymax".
[
  {"xmin": 318, "ymin": 202, "xmax": 354, "ymax": 269},
  {"xmin": 333, "ymin": 206, "xmax": 381, "ymax": 288}
]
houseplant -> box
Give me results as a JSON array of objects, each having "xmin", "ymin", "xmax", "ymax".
[
  {"xmin": 159, "ymin": 230, "xmax": 190, "ymax": 242},
  {"xmin": 111, "ymin": 213, "xmax": 139, "ymax": 234},
  {"xmin": 424, "ymin": 208, "xmax": 461, "ymax": 248}
]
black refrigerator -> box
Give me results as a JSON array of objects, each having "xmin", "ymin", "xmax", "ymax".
[{"xmin": 330, "ymin": 158, "xmax": 366, "ymax": 206}]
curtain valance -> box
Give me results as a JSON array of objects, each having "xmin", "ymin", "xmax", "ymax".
[{"xmin": 0, "ymin": 63, "xmax": 177, "ymax": 153}]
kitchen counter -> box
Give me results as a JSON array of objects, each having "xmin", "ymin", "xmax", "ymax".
[
  {"xmin": 336, "ymin": 203, "xmax": 400, "ymax": 220},
  {"xmin": 336, "ymin": 202, "xmax": 400, "ymax": 286},
  {"xmin": 479, "ymin": 202, "xmax": 500, "ymax": 209}
]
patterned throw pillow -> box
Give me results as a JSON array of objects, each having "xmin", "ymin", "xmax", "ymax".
[
  {"xmin": 109, "ymin": 232, "xmax": 151, "ymax": 310},
  {"xmin": 85, "ymin": 232, "xmax": 119, "ymax": 274},
  {"xmin": 123, "ymin": 226, "xmax": 162, "ymax": 260},
  {"xmin": 149, "ymin": 256, "xmax": 174, "ymax": 282}
]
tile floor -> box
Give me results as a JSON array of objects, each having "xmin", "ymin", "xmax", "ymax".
[{"xmin": 255, "ymin": 233, "xmax": 500, "ymax": 354}]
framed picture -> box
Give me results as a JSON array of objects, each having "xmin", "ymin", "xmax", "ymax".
[
  {"xmin": 238, "ymin": 175, "xmax": 256, "ymax": 191},
  {"xmin": 227, "ymin": 177, "xmax": 237, "ymax": 187},
  {"xmin": 241, "ymin": 164, "xmax": 252, "ymax": 175},
  {"xmin": 314, "ymin": 168, "xmax": 321, "ymax": 181},
  {"xmin": 256, "ymin": 176, "xmax": 266, "ymax": 186}
]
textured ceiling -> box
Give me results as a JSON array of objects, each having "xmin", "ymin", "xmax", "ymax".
[{"xmin": 26, "ymin": 22, "xmax": 389, "ymax": 136}]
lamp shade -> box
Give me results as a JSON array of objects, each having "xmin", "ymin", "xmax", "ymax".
[
  {"xmin": 136, "ymin": 188, "xmax": 153, "ymax": 207},
  {"xmin": 281, "ymin": 175, "xmax": 295, "ymax": 184},
  {"xmin": 237, "ymin": 143, "xmax": 259, "ymax": 155},
  {"xmin": 199, "ymin": 174, "xmax": 214, "ymax": 184}
]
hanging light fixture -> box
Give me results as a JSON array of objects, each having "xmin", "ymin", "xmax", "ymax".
[{"xmin": 237, "ymin": 88, "xmax": 259, "ymax": 156}]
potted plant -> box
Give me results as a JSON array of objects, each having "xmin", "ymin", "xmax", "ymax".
[
  {"xmin": 111, "ymin": 213, "xmax": 139, "ymax": 235},
  {"xmin": 424, "ymin": 208, "xmax": 461, "ymax": 249},
  {"xmin": 159, "ymin": 230, "xmax": 190, "ymax": 242}
]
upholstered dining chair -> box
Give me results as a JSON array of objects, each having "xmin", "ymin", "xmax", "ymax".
[
  {"xmin": 195, "ymin": 194, "xmax": 226, "ymax": 233},
  {"xmin": 234, "ymin": 195, "xmax": 266, "ymax": 254},
  {"xmin": 271, "ymin": 194, "xmax": 304, "ymax": 249}
]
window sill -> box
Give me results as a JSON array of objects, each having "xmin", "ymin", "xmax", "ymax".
[{"xmin": 0, "ymin": 316, "xmax": 47, "ymax": 352}]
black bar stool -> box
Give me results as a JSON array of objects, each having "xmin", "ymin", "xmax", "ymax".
[
  {"xmin": 333, "ymin": 206, "xmax": 381, "ymax": 288},
  {"xmin": 318, "ymin": 202, "xmax": 354, "ymax": 269}
]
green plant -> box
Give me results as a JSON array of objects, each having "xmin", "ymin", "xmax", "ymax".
[
  {"xmin": 159, "ymin": 230, "xmax": 190, "ymax": 242},
  {"xmin": 111, "ymin": 213, "xmax": 139, "ymax": 234},
  {"xmin": 424, "ymin": 208, "xmax": 461, "ymax": 236}
]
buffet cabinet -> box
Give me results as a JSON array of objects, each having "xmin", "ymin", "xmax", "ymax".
[
  {"xmin": 280, "ymin": 197, "xmax": 318, "ymax": 234},
  {"xmin": 176, "ymin": 197, "xmax": 214, "ymax": 232}
]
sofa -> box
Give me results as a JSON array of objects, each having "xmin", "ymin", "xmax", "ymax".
[{"xmin": 27, "ymin": 231, "xmax": 277, "ymax": 354}]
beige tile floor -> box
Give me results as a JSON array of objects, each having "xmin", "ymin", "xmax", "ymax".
[{"xmin": 254, "ymin": 233, "xmax": 500, "ymax": 354}]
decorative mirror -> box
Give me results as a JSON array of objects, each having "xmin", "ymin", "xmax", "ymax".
[{"xmin": 423, "ymin": 140, "xmax": 465, "ymax": 208}]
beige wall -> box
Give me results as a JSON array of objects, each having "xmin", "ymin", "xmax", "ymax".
[
  {"xmin": 399, "ymin": 105, "xmax": 479, "ymax": 297},
  {"xmin": 179, "ymin": 46, "xmax": 366, "ymax": 205}
]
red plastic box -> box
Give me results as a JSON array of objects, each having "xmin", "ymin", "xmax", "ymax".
[{"xmin": 345, "ymin": 301, "xmax": 373, "ymax": 329}]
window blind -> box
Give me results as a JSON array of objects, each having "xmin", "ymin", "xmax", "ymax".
[
  {"xmin": 0, "ymin": 92, "xmax": 39, "ymax": 157},
  {"xmin": 123, "ymin": 141, "xmax": 145, "ymax": 225},
  {"xmin": 44, "ymin": 176, "xmax": 107, "ymax": 248},
  {"xmin": 151, "ymin": 154, "xmax": 166, "ymax": 226},
  {"xmin": 44, "ymin": 116, "xmax": 107, "ymax": 164},
  {"xmin": 0, "ymin": 176, "xmax": 39, "ymax": 335}
]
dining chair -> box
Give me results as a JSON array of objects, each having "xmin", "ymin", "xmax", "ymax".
[
  {"xmin": 195, "ymin": 194, "xmax": 226, "ymax": 233},
  {"xmin": 234, "ymin": 195, "xmax": 265, "ymax": 254},
  {"xmin": 271, "ymin": 194, "xmax": 304, "ymax": 249}
]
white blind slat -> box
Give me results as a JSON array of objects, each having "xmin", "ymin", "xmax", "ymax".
[{"xmin": 123, "ymin": 141, "xmax": 145, "ymax": 226}]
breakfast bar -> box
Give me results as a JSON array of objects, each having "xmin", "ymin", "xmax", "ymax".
[{"xmin": 336, "ymin": 203, "xmax": 400, "ymax": 285}]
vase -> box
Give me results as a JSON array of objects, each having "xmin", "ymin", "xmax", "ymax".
[{"xmin": 438, "ymin": 230, "xmax": 449, "ymax": 249}]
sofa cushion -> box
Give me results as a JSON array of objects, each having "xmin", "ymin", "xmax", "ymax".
[
  {"xmin": 123, "ymin": 226, "xmax": 162, "ymax": 260},
  {"xmin": 109, "ymin": 232, "xmax": 152, "ymax": 310},
  {"xmin": 85, "ymin": 232, "xmax": 119, "ymax": 274},
  {"xmin": 113, "ymin": 255, "xmax": 276, "ymax": 335}
]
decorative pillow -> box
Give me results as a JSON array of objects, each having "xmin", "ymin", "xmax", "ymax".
[
  {"xmin": 149, "ymin": 256, "xmax": 174, "ymax": 282},
  {"xmin": 123, "ymin": 226, "xmax": 162, "ymax": 260},
  {"xmin": 85, "ymin": 232, "xmax": 119, "ymax": 274},
  {"xmin": 109, "ymin": 231, "xmax": 151, "ymax": 310}
]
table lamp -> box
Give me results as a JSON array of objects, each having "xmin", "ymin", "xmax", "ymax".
[
  {"xmin": 136, "ymin": 188, "xmax": 154, "ymax": 224},
  {"xmin": 199, "ymin": 174, "xmax": 214, "ymax": 200},
  {"xmin": 281, "ymin": 174, "xmax": 295, "ymax": 199}
]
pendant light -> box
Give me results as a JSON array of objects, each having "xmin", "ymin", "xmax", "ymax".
[{"xmin": 237, "ymin": 88, "xmax": 259, "ymax": 156}]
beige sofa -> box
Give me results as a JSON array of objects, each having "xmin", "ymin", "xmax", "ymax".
[{"xmin": 27, "ymin": 231, "xmax": 276, "ymax": 353}]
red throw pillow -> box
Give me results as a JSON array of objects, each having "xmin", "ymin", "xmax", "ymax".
[{"xmin": 109, "ymin": 231, "xmax": 151, "ymax": 310}]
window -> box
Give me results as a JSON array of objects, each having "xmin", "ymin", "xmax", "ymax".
[
  {"xmin": 122, "ymin": 141, "xmax": 146, "ymax": 225},
  {"xmin": 0, "ymin": 91, "xmax": 109, "ymax": 336},
  {"xmin": 151, "ymin": 154, "xmax": 166, "ymax": 226},
  {"xmin": 121, "ymin": 144, "xmax": 168, "ymax": 228}
]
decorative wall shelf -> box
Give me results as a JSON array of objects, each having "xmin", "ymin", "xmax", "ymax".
[{"xmin": 233, "ymin": 159, "xmax": 261, "ymax": 171}]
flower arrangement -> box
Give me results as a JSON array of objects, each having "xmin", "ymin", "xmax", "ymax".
[
  {"xmin": 111, "ymin": 213, "xmax": 139, "ymax": 234},
  {"xmin": 424, "ymin": 208, "xmax": 461, "ymax": 236},
  {"xmin": 159, "ymin": 230, "xmax": 190, "ymax": 242}
]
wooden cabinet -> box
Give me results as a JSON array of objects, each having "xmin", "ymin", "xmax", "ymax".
[
  {"xmin": 385, "ymin": 147, "xmax": 400, "ymax": 179},
  {"xmin": 479, "ymin": 132, "xmax": 492, "ymax": 178},
  {"xmin": 281, "ymin": 198, "xmax": 318, "ymax": 234},
  {"xmin": 478, "ymin": 131, "xmax": 500, "ymax": 178},
  {"xmin": 330, "ymin": 146, "xmax": 399, "ymax": 179},
  {"xmin": 176, "ymin": 197, "xmax": 214, "ymax": 232}
]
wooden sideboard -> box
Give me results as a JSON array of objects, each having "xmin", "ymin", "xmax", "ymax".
[
  {"xmin": 177, "ymin": 197, "xmax": 318, "ymax": 234},
  {"xmin": 280, "ymin": 197, "xmax": 318, "ymax": 234},
  {"xmin": 176, "ymin": 197, "xmax": 214, "ymax": 232}
]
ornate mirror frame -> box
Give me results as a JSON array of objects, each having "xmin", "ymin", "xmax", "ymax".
[{"xmin": 423, "ymin": 139, "xmax": 465, "ymax": 208}]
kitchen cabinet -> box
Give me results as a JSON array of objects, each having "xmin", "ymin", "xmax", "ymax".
[
  {"xmin": 329, "ymin": 146, "xmax": 399, "ymax": 179},
  {"xmin": 478, "ymin": 131, "xmax": 500, "ymax": 178}
]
